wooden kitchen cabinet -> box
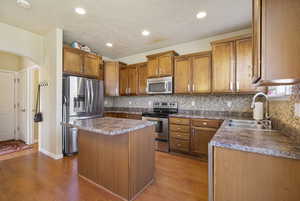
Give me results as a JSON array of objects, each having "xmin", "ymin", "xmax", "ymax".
[
  {"xmin": 146, "ymin": 51, "xmax": 178, "ymax": 78},
  {"xmin": 174, "ymin": 51, "xmax": 212, "ymax": 94},
  {"xmin": 191, "ymin": 127, "xmax": 216, "ymax": 156},
  {"xmin": 214, "ymin": 147, "xmax": 300, "ymax": 201},
  {"xmin": 212, "ymin": 41, "xmax": 235, "ymax": 93},
  {"xmin": 119, "ymin": 65, "xmax": 138, "ymax": 96},
  {"xmin": 169, "ymin": 117, "xmax": 222, "ymax": 159},
  {"xmin": 252, "ymin": 0, "xmax": 300, "ymax": 86},
  {"xmin": 63, "ymin": 46, "xmax": 102, "ymax": 79},
  {"xmin": 119, "ymin": 66, "xmax": 129, "ymax": 96},
  {"xmin": 212, "ymin": 35, "xmax": 262, "ymax": 93},
  {"xmin": 174, "ymin": 56, "xmax": 191, "ymax": 93},
  {"xmin": 236, "ymin": 37, "xmax": 256, "ymax": 92},
  {"xmin": 138, "ymin": 62, "xmax": 148, "ymax": 95},
  {"xmin": 104, "ymin": 61, "xmax": 127, "ymax": 96}
]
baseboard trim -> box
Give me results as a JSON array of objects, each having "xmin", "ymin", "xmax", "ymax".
[{"xmin": 39, "ymin": 148, "xmax": 63, "ymax": 160}]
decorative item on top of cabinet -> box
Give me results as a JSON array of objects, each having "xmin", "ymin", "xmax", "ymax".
[
  {"xmin": 146, "ymin": 51, "xmax": 179, "ymax": 78},
  {"xmin": 138, "ymin": 62, "xmax": 148, "ymax": 95},
  {"xmin": 119, "ymin": 64, "xmax": 138, "ymax": 96},
  {"xmin": 104, "ymin": 61, "xmax": 127, "ymax": 96},
  {"xmin": 174, "ymin": 51, "xmax": 212, "ymax": 94},
  {"xmin": 212, "ymin": 34, "xmax": 263, "ymax": 94},
  {"xmin": 252, "ymin": 0, "xmax": 300, "ymax": 86},
  {"xmin": 63, "ymin": 46, "xmax": 102, "ymax": 79}
]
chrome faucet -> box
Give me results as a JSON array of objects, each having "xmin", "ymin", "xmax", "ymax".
[{"xmin": 251, "ymin": 92, "xmax": 270, "ymax": 119}]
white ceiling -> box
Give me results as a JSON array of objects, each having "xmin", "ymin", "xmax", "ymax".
[{"xmin": 0, "ymin": 0, "xmax": 252, "ymax": 59}]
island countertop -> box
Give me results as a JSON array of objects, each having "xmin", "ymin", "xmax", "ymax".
[
  {"xmin": 65, "ymin": 117, "xmax": 155, "ymax": 135},
  {"xmin": 210, "ymin": 120, "xmax": 300, "ymax": 160}
]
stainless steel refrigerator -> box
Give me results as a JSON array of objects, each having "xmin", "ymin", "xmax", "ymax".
[{"xmin": 62, "ymin": 75, "xmax": 104, "ymax": 156}]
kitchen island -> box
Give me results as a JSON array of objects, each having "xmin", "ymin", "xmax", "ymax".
[{"xmin": 67, "ymin": 117, "xmax": 156, "ymax": 201}]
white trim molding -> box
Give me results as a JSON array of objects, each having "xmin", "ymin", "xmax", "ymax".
[{"xmin": 39, "ymin": 148, "xmax": 63, "ymax": 160}]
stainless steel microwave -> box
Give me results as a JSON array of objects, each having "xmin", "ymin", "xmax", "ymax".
[{"xmin": 147, "ymin": 76, "xmax": 173, "ymax": 94}]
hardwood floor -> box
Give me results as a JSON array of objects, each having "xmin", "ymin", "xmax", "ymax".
[{"xmin": 0, "ymin": 151, "xmax": 208, "ymax": 201}]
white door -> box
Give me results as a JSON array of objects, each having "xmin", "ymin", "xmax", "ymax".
[
  {"xmin": 18, "ymin": 71, "xmax": 27, "ymax": 142},
  {"xmin": 0, "ymin": 71, "xmax": 15, "ymax": 141}
]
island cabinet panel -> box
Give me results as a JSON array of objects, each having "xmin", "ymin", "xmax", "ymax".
[
  {"xmin": 138, "ymin": 62, "xmax": 148, "ymax": 95},
  {"xmin": 77, "ymin": 126, "xmax": 155, "ymax": 201},
  {"xmin": 214, "ymin": 147, "xmax": 300, "ymax": 201},
  {"xmin": 252, "ymin": 0, "xmax": 300, "ymax": 86}
]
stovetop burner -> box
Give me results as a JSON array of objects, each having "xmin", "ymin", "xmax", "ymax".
[{"xmin": 142, "ymin": 102, "xmax": 178, "ymax": 118}]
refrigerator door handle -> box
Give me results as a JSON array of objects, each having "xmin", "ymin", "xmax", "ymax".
[{"xmin": 90, "ymin": 81, "xmax": 94, "ymax": 113}]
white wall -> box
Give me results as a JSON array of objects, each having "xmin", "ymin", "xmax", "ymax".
[
  {"xmin": 0, "ymin": 51, "xmax": 21, "ymax": 71},
  {"xmin": 118, "ymin": 28, "xmax": 251, "ymax": 64},
  {"xmin": 0, "ymin": 23, "xmax": 44, "ymax": 65},
  {"xmin": 39, "ymin": 29, "xmax": 63, "ymax": 159}
]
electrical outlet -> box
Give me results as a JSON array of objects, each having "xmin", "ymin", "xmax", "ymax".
[
  {"xmin": 191, "ymin": 101, "xmax": 195, "ymax": 106},
  {"xmin": 227, "ymin": 101, "xmax": 232, "ymax": 108},
  {"xmin": 295, "ymin": 103, "xmax": 300, "ymax": 117},
  {"xmin": 129, "ymin": 101, "xmax": 132, "ymax": 105},
  {"xmin": 104, "ymin": 100, "xmax": 108, "ymax": 105},
  {"xmin": 148, "ymin": 101, "xmax": 152, "ymax": 106}
]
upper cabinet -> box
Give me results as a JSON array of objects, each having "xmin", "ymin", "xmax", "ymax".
[
  {"xmin": 146, "ymin": 51, "xmax": 179, "ymax": 78},
  {"xmin": 119, "ymin": 64, "xmax": 138, "ymax": 96},
  {"xmin": 137, "ymin": 62, "xmax": 148, "ymax": 95},
  {"xmin": 174, "ymin": 52, "xmax": 212, "ymax": 94},
  {"xmin": 212, "ymin": 41, "xmax": 235, "ymax": 93},
  {"xmin": 104, "ymin": 61, "xmax": 127, "ymax": 96},
  {"xmin": 63, "ymin": 46, "xmax": 102, "ymax": 79},
  {"xmin": 252, "ymin": 0, "xmax": 300, "ymax": 86},
  {"xmin": 212, "ymin": 35, "xmax": 261, "ymax": 93}
]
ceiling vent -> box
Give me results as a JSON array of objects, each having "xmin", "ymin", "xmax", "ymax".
[{"xmin": 16, "ymin": 0, "xmax": 31, "ymax": 9}]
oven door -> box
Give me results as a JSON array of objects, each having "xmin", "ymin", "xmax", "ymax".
[{"xmin": 142, "ymin": 116, "xmax": 169, "ymax": 152}]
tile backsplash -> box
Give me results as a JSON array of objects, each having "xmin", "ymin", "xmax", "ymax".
[
  {"xmin": 269, "ymin": 84, "xmax": 300, "ymax": 141},
  {"xmin": 105, "ymin": 94, "xmax": 253, "ymax": 112}
]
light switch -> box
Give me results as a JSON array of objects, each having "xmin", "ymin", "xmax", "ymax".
[{"xmin": 295, "ymin": 103, "xmax": 300, "ymax": 117}]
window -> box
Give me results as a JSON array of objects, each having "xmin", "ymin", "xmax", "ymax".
[{"xmin": 268, "ymin": 85, "xmax": 293, "ymax": 99}]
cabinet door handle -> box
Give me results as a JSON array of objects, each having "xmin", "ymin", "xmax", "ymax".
[
  {"xmin": 187, "ymin": 84, "xmax": 190, "ymax": 92},
  {"xmin": 237, "ymin": 81, "xmax": 240, "ymax": 91}
]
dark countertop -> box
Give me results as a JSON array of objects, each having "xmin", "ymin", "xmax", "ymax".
[
  {"xmin": 63, "ymin": 117, "xmax": 155, "ymax": 135},
  {"xmin": 210, "ymin": 120, "xmax": 300, "ymax": 160}
]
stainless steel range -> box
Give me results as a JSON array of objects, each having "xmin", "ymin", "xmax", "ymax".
[{"xmin": 142, "ymin": 102, "xmax": 178, "ymax": 152}]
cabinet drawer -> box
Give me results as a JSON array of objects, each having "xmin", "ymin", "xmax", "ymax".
[
  {"xmin": 191, "ymin": 119, "xmax": 222, "ymax": 128},
  {"xmin": 127, "ymin": 113, "xmax": 142, "ymax": 120},
  {"xmin": 170, "ymin": 124, "xmax": 190, "ymax": 133},
  {"xmin": 170, "ymin": 138, "xmax": 189, "ymax": 153},
  {"xmin": 169, "ymin": 117, "xmax": 190, "ymax": 125},
  {"xmin": 170, "ymin": 131, "xmax": 190, "ymax": 140}
]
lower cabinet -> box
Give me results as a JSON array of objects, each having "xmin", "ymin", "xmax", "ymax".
[{"xmin": 169, "ymin": 117, "xmax": 222, "ymax": 159}]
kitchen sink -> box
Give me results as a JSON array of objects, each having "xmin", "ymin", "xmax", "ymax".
[{"xmin": 226, "ymin": 119, "xmax": 273, "ymax": 131}]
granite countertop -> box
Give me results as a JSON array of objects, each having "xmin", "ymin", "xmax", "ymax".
[
  {"xmin": 210, "ymin": 120, "xmax": 300, "ymax": 160},
  {"xmin": 104, "ymin": 107, "xmax": 252, "ymax": 120},
  {"xmin": 64, "ymin": 117, "xmax": 155, "ymax": 135}
]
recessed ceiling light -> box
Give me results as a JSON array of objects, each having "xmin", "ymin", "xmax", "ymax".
[
  {"xmin": 106, "ymin": 43, "xmax": 113, "ymax": 47},
  {"xmin": 142, "ymin": 30, "xmax": 150, "ymax": 36},
  {"xmin": 16, "ymin": 0, "xmax": 31, "ymax": 9},
  {"xmin": 196, "ymin": 11, "xmax": 207, "ymax": 19},
  {"xmin": 75, "ymin": 7, "xmax": 86, "ymax": 15}
]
